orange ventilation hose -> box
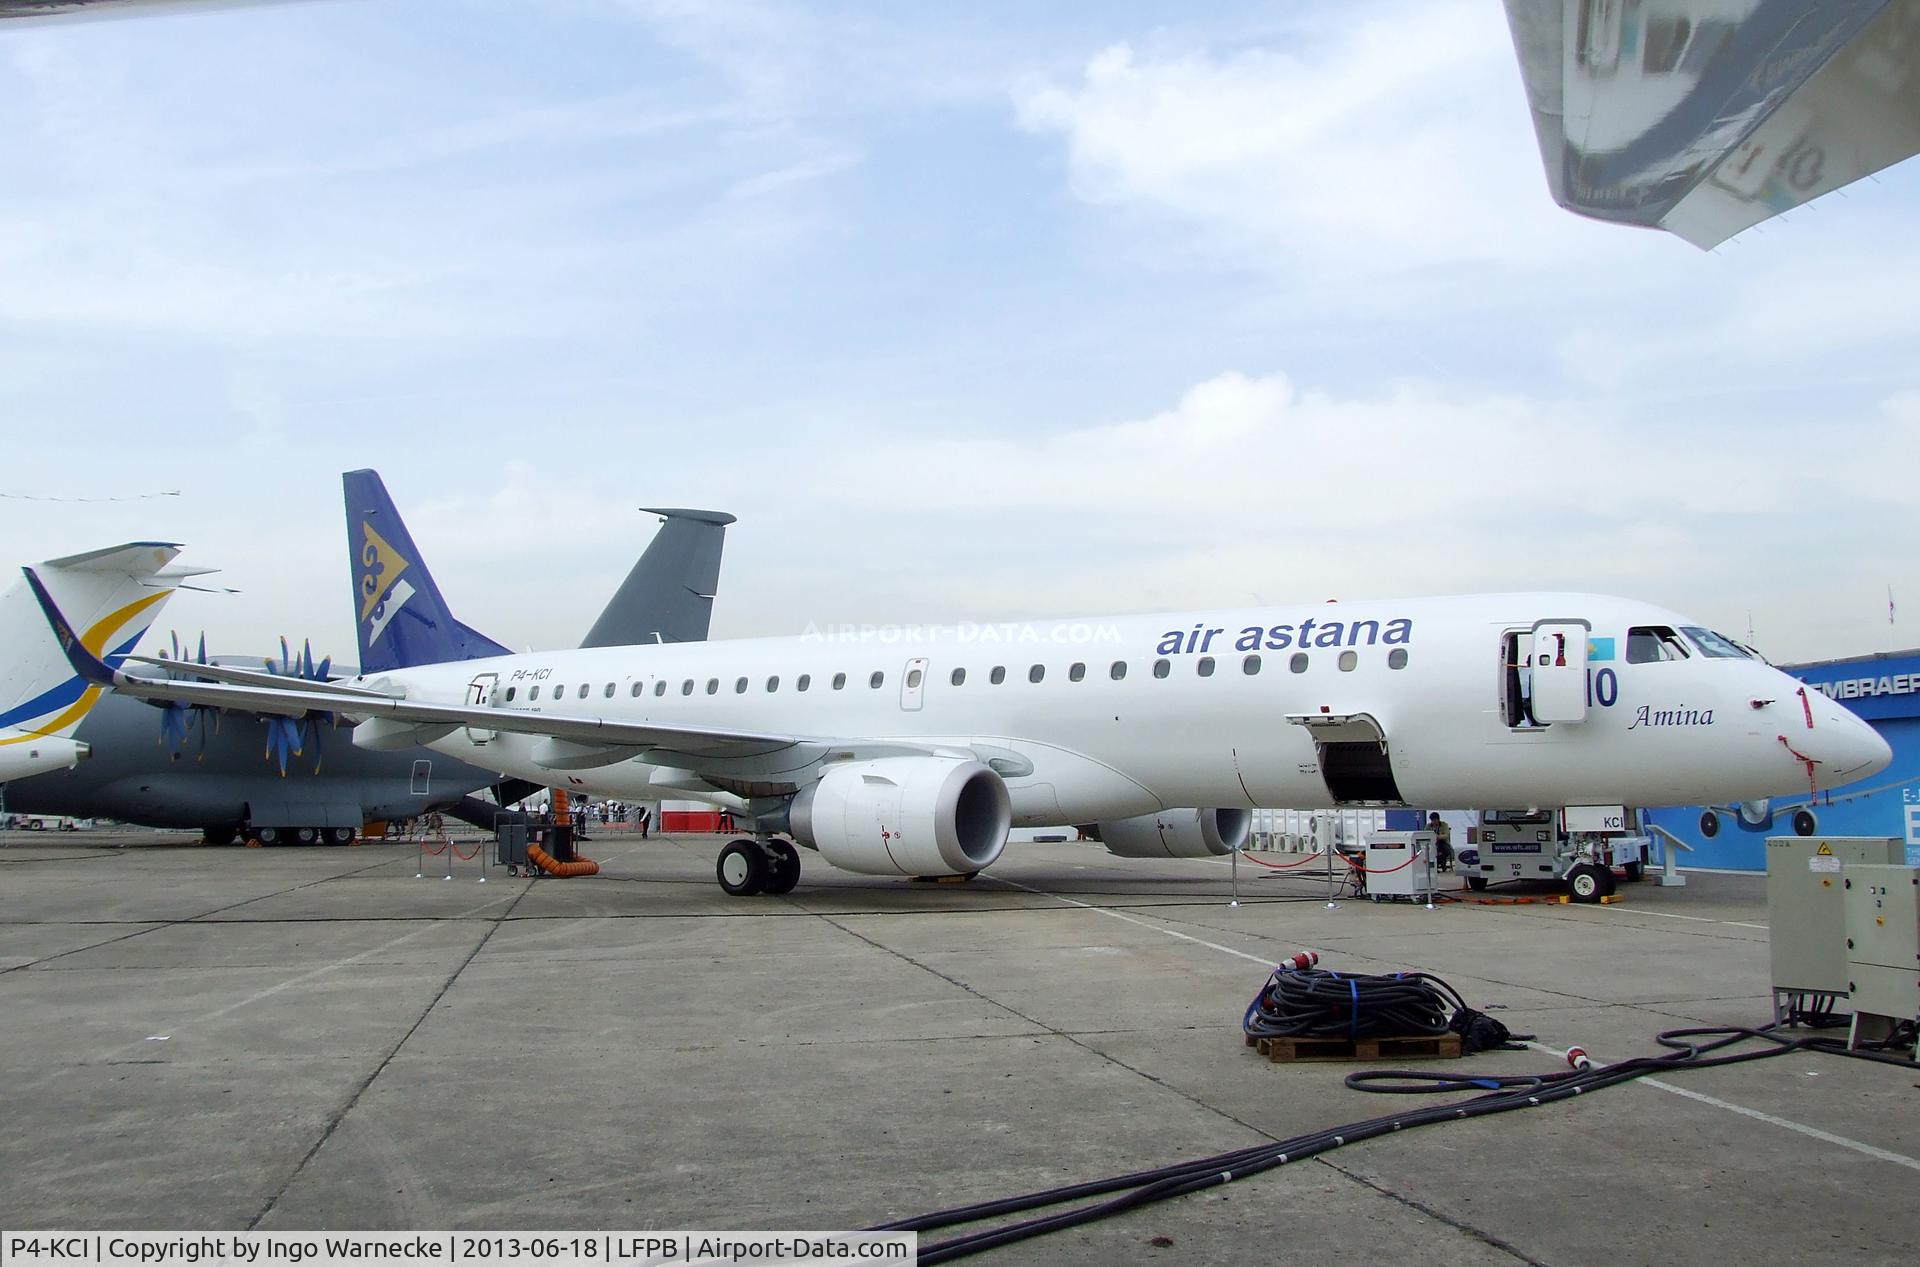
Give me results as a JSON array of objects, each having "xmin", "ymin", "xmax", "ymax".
[{"xmin": 528, "ymin": 841, "xmax": 599, "ymax": 878}]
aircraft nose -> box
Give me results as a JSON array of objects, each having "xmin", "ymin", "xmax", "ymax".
[{"xmin": 1812, "ymin": 704, "xmax": 1891, "ymax": 786}]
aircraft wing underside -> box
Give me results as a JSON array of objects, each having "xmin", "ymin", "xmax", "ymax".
[{"xmin": 1504, "ymin": 0, "xmax": 1920, "ymax": 247}]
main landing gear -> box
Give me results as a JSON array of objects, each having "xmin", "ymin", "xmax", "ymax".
[{"xmin": 716, "ymin": 837, "xmax": 801, "ymax": 897}]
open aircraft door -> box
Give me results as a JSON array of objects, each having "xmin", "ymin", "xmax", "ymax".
[
  {"xmin": 464, "ymin": 673, "xmax": 500, "ymax": 744},
  {"xmin": 1528, "ymin": 620, "xmax": 1590, "ymax": 723}
]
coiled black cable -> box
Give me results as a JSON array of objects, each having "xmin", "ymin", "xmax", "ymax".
[{"xmin": 1243, "ymin": 966, "xmax": 1458, "ymax": 1041}]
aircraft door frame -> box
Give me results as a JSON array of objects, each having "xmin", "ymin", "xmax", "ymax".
[
  {"xmin": 410, "ymin": 759, "xmax": 432, "ymax": 796},
  {"xmin": 900, "ymin": 657, "xmax": 928, "ymax": 711},
  {"xmin": 464, "ymin": 673, "xmax": 500, "ymax": 744}
]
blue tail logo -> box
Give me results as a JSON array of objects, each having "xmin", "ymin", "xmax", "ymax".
[
  {"xmin": 357, "ymin": 521, "xmax": 417, "ymax": 649},
  {"xmin": 343, "ymin": 469, "xmax": 511, "ymax": 673}
]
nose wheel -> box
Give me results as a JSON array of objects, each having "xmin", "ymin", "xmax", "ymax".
[{"xmin": 717, "ymin": 838, "xmax": 803, "ymax": 897}]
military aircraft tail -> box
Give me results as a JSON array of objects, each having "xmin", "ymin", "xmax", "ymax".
[
  {"xmin": 580, "ymin": 508, "xmax": 736, "ymax": 648},
  {"xmin": 343, "ymin": 470, "xmax": 512, "ymax": 674}
]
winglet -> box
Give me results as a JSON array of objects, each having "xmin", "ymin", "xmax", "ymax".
[{"xmin": 21, "ymin": 567, "xmax": 119, "ymax": 687}]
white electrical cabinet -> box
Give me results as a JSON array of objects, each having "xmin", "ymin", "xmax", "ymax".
[
  {"xmin": 1363, "ymin": 831, "xmax": 1435, "ymax": 900},
  {"xmin": 1844, "ymin": 864, "xmax": 1920, "ymax": 1052}
]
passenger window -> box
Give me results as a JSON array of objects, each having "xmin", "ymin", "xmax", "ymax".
[
  {"xmin": 951, "ymin": 667, "xmax": 966, "ymax": 686},
  {"xmin": 1290, "ymin": 653, "xmax": 1309, "ymax": 674},
  {"xmin": 706, "ymin": 679, "xmax": 719, "ymax": 695},
  {"xmin": 530, "ymin": 686, "xmax": 541, "ymax": 701},
  {"xmin": 1626, "ymin": 626, "xmax": 1690, "ymax": 663},
  {"xmin": 681, "ymin": 679, "xmax": 694, "ymax": 695},
  {"xmin": 1243, "ymin": 654, "xmax": 1261, "ymax": 675},
  {"xmin": 604, "ymin": 683, "xmax": 615, "ymax": 698},
  {"xmin": 628, "ymin": 682, "xmax": 641, "ymax": 697},
  {"xmin": 832, "ymin": 673, "xmax": 846, "ymax": 690},
  {"xmin": 1338, "ymin": 651, "xmax": 1357, "ymax": 672},
  {"xmin": 767, "ymin": 675, "xmax": 779, "ymax": 692},
  {"xmin": 1388, "ymin": 648, "xmax": 1408, "ymax": 670},
  {"xmin": 1153, "ymin": 659, "xmax": 1170, "ymax": 679},
  {"xmin": 1028, "ymin": 665, "xmax": 1045, "ymax": 683},
  {"xmin": 797, "ymin": 674, "xmax": 811, "ymax": 692},
  {"xmin": 990, "ymin": 666, "xmax": 1006, "ymax": 684},
  {"xmin": 870, "ymin": 671, "xmax": 884, "ymax": 689},
  {"xmin": 1196, "ymin": 656, "xmax": 1215, "ymax": 677},
  {"xmin": 1110, "ymin": 661, "xmax": 1127, "ymax": 680},
  {"xmin": 579, "ymin": 684, "xmax": 590, "ymax": 700},
  {"xmin": 735, "ymin": 677, "xmax": 748, "ymax": 694},
  {"xmin": 654, "ymin": 680, "xmax": 667, "ymax": 697},
  {"xmin": 504, "ymin": 686, "xmax": 516, "ymax": 702},
  {"xmin": 550, "ymin": 685, "xmax": 562, "ymax": 698},
  {"xmin": 907, "ymin": 668, "xmax": 923, "ymax": 688},
  {"xmin": 1069, "ymin": 663, "xmax": 1085, "ymax": 682}
]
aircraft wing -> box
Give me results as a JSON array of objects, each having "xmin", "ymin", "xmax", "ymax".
[
  {"xmin": 27, "ymin": 567, "xmax": 862, "ymax": 770},
  {"xmin": 1504, "ymin": 0, "xmax": 1920, "ymax": 247}
]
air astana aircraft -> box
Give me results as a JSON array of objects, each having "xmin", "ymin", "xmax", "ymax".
[{"xmin": 25, "ymin": 484, "xmax": 1889, "ymax": 896}]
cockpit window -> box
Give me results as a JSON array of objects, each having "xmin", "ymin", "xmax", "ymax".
[
  {"xmin": 1681, "ymin": 627, "xmax": 1749, "ymax": 659},
  {"xmin": 1626, "ymin": 626, "xmax": 1690, "ymax": 663}
]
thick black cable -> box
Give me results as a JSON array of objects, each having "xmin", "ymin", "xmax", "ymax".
[{"xmin": 871, "ymin": 1002, "xmax": 1914, "ymax": 1264}]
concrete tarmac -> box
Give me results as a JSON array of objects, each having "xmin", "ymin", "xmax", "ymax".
[{"xmin": 1, "ymin": 829, "xmax": 1915, "ymax": 1264}]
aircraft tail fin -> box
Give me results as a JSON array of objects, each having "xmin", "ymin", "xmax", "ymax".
[
  {"xmin": 343, "ymin": 470, "xmax": 511, "ymax": 673},
  {"xmin": 1, "ymin": 544, "xmax": 190, "ymax": 740},
  {"xmin": 580, "ymin": 508, "xmax": 736, "ymax": 648}
]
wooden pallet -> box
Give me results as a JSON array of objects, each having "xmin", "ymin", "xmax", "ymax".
[{"xmin": 1246, "ymin": 1031, "xmax": 1463, "ymax": 1063}]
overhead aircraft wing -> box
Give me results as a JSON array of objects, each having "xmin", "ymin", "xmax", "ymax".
[{"xmin": 1503, "ymin": 0, "xmax": 1920, "ymax": 247}]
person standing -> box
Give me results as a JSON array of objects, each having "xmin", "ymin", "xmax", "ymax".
[{"xmin": 637, "ymin": 804, "xmax": 651, "ymax": 839}]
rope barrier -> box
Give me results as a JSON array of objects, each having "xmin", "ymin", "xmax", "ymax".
[
  {"xmin": 1238, "ymin": 850, "xmax": 1334, "ymax": 871},
  {"xmin": 451, "ymin": 840, "xmax": 482, "ymax": 861}
]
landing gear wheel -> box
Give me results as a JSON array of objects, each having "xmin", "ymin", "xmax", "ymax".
[
  {"xmin": 1466, "ymin": 876, "xmax": 1488, "ymax": 892},
  {"xmin": 293, "ymin": 826, "xmax": 320, "ymax": 845},
  {"xmin": 254, "ymin": 826, "xmax": 281, "ymax": 846},
  {"xmin": 1622, "ymin": 861, "xmax": 1644, "ymax": 882},
  {"xmin": 717, "ymin": 839, "xmax": 769, "ymax": 896},
  {"xmin": 323, "ymin": 827, "xmax": 355, "ymax": 846},
  {"xmin": 764, "ymin": 839, "xmax": 801, "ymax": 895},
  {"xmin": 1567, "ymin": 863, "xmax": 1613, "ymax": 903}
]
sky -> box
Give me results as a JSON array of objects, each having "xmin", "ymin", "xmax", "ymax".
[{"xmin": 1, "ymin": 0, "xmax": 1915, "ymax": 667}]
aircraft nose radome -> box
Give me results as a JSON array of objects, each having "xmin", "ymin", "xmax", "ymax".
[{"xmin": 1820, "ymin": 707, "xmax": 1891, "ymax": 784}]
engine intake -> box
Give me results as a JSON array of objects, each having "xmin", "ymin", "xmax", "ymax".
[
  {"xmin": 789, "ymin": 757, "xmax": 1011, "ymax": 877},
  {"xmin": 1093, "ymin": 808, "xmax": 1250, "ymax": 859}
]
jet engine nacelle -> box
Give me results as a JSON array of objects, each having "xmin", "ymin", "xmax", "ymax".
[
  {"xmin": 789, "ymin": 756, "xmax": 1012, "ymax": 877},
  {"xmin": 1094, "ymin": 808, "xmax": 1251, "ymax": 859}
]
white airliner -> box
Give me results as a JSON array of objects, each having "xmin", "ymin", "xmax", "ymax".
[
  {"xmin": 1, "ymin": 543, "xmax": 200, "ymax": 783},
  {"xmin": 28, "ymin": 530, "xmax": 1889, "ymax": 895}
]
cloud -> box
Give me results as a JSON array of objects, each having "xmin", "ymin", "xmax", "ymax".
[{"xmin": 1012, "ymin": 4, "xmax": 1612, "ymax": 276}]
